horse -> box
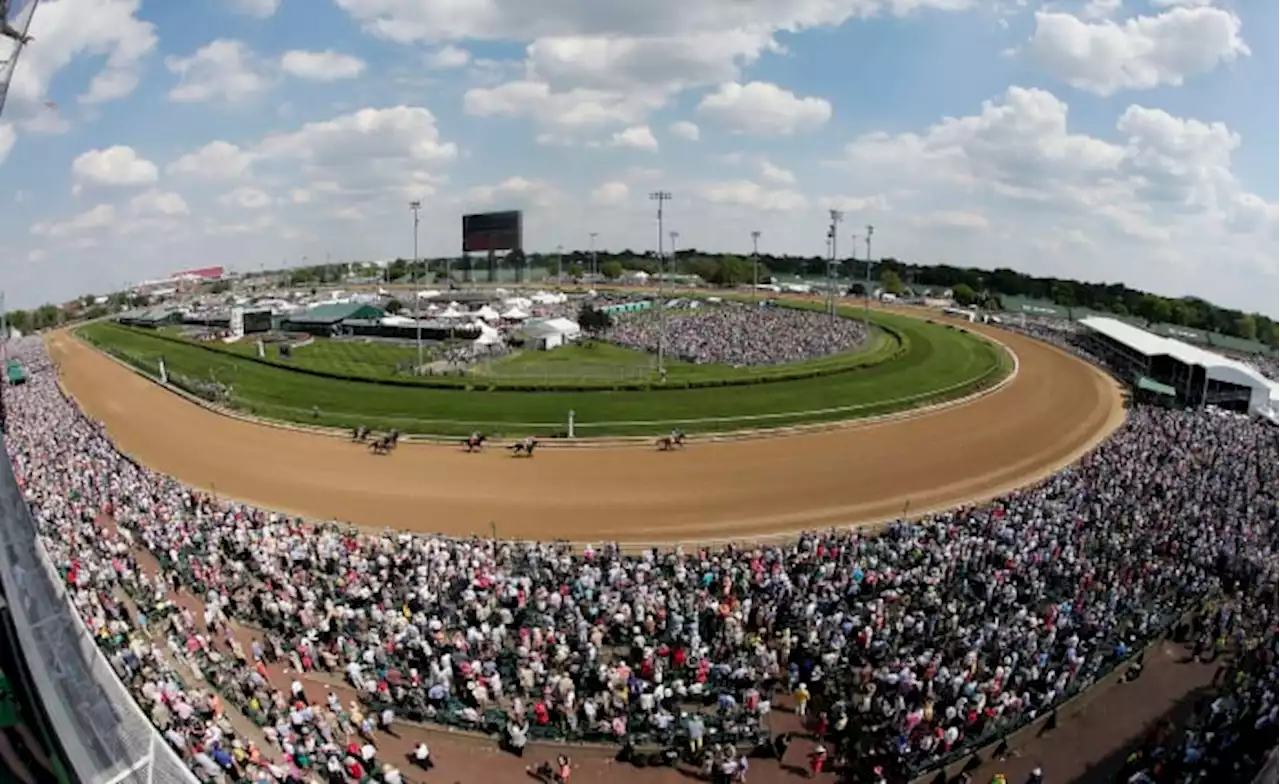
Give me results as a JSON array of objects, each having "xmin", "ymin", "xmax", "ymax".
[
  {"xmin": 369, "ymin": 434, "xmax": 395, "ymax": 455},
  {"xmin": 656, "ymin": 432, "xmax": 686, "ymax": 451},
  {"xmin": 351, "ymin": 425, "xmax": 369, "ymax": 443},
  {"xmin": 462, "ymin": 433, "xmax": 488, "ymax": 453},
  {"xmin": 508, "ymin": 437, "xmax": 538, "ymax": 457}
]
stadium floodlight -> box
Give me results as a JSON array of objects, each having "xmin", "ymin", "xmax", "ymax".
[
  {"xmin": 864, "ymin": 224, "xmax": 875, "ymax": 326},
  {"xmin": 827, "ymin": 209, "xmax": 843, "ymax": 319},
  {"xmin": 750, "ymin": 230, "xmax": 761, "ymax": 303},
  {"xmin": 409, "ymin": 200, "xmax": 423, "ymax": 369},
  {"xmin": 649, "ymin": 191, "xmax": 672, "ymax": 374}
]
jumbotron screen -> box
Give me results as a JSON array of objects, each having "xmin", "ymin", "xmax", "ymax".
[{"xmin": 462, "ymin": 210, "xmax": 522, "ymax": 253}]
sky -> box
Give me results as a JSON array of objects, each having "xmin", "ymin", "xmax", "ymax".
[{"xmin": 0, "ymin": 0, "xmax": 1275, "ymax": 315}]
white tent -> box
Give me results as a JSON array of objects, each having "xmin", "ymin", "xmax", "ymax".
[
  {"xmin": 531, "ymin": 290, "xmax": 568, "ymax": 305},
  {"xmin": 380, "ymin": 314, "xmax": 416, "ymax": 327},
  {"xmin": 418, "ymin": 289, "xmax": 443, "ymax": 300},
  {"xmin": 520, "ymin": 317, "xmax": 581, "ymax": 349},
  {"xmin": 474, "ymin": 323, "xmax": 503, "ymax": 346},
  {"xmin": 501, "ymin": 306, "xmax": 530, "ymax": 320},
  {"xmin": 439, "ymin": 303, "xmax": 467, "ymax": 319},
  {"xmin": 475, "ymin": 305, "xmax": 501, "ymax": 321}
]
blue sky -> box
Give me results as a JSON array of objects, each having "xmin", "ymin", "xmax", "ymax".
[{"xmin": 0, "ymin": 0, "xmax": 1275, "ymax": 316}]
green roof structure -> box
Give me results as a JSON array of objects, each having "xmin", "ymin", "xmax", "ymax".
[{"xmin": 287, "ymin": 303, "xmax": 385, "ymax": 324}]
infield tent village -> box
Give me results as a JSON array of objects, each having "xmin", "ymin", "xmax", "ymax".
[{"xmin": 1079, "ymin": 316, "xmax": 1279, "ymax": 420}]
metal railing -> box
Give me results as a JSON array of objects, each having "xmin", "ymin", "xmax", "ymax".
[{"xmin": 0, "ymin": 439, "xmax": 198, "ymax": 784}]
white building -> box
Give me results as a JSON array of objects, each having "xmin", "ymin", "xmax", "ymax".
[{"xmin": 520, "ymin": 317, "xmax": 582, "ymax": 350}]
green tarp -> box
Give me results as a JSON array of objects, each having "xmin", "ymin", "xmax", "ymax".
[
  {"xmin": 5, "ymin": 360, "xmax": 25, "ymax": 385},
  {"xmin": 1136, "ymin": 375, "xmax": 1177, "ymax": 397}
]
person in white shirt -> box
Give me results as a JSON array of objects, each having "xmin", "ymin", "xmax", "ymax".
[{"xmin": 413, "ymin": 741, "xmax": 434, "ymax": 770}]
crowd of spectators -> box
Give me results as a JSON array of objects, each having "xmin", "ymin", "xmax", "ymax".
[
  {"xmin": 602, "ymin": 302, "xmax": 867, "ymax": 366},
  {"xmin": 2, "ymin": 336, "xmax": 1277, "ymax": 784}
]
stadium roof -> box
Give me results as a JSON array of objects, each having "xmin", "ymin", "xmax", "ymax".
[
  {"xmin": 1080, "ymin": 316, "xmax": 1275, "ymax": 393},
  {"xmin": 286, "ymin": 303, "xmax": 384, "ymax": 324}
]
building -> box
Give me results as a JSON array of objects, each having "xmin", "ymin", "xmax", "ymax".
[
  {"xmin": 280, "ymin": 302, "xmax": 386, "ymax": 335},
  {"xmin": 171, "ymin": 266, "xmax": 225, "ymax": 281},
  {"xmin": 118, "ymin": 307, "xmax": 183, "ymax": 329},
  {"xmin": 1079, "ymin": 316, "xmax": 1277, "ymax": 417}
]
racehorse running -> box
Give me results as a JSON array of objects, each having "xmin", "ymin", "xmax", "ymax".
[
  {"xmin": 369, "ymin": 429, "xmax": 402, "ymax": 455},
  {"xmin": 656, "ymin": 430, "xmax": 686, "ymax": 451},
  {"xmin": 508, "ymin": 436, "xmax": 538, "ymax": 457},
  {"xmin": 351, "ymin": 425, "xmax": 370, "ymax": 443},
  {"xmin": 462, "ymin": 432, "xmax": 488, "ymax": 453}
]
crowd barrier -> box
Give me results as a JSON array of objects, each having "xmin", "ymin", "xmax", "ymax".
[{"xmin": 0, "ymin": 439, "xmax": 198, "ymax": 784}]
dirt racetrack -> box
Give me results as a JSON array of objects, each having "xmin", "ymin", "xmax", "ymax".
[{"xmin": 47, "ymin": 317, "xmax": 1126, "ymax": 543}]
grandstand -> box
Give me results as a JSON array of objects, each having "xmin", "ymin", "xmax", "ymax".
[{"xmin": 1079, "ymin": 316, "xmax": 1279, "ymax": 419}]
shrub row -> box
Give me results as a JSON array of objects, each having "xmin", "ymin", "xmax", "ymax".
[{"xmin": 86, "ymin": 321, "xmax": 909, "ymax": 394}]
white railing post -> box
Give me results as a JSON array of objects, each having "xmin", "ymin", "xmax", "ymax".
[{"xmin": 568, "ymin": 409, "xmax": 575, "ymax": 438}]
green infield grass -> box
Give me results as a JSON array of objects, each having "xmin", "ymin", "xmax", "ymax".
[{"xmin": 76, "ymin": 309, "xmax": 1010, "ymax": 437}]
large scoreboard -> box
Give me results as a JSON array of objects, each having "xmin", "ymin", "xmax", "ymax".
[{"xmin": 462, "ymin": 210, "xmax": 523, "ymax": 253}]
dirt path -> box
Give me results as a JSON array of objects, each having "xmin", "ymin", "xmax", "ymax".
[{"xmin": 46, "ymin": 319, "xmax": 1124, "ymax": 544}]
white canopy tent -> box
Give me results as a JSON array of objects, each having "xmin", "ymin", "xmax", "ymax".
[
  {"xmin": 439, "ymin": 303, "xmax": 467, "ymax": 319},
  {"xmin": 520, "ymin": 317, "xmax": 581, "ymax": 350},
  {"xmin": 474, "ymin": 305, "xmax": 501, "ymax": 322},
  {"xmin": 501, "ymin": 306, "xmax": 530, "ymax": 320}
]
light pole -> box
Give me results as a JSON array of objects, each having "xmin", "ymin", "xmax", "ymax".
[
  {"xmin": 589, "ymin": 232, "xmax": 598, "ymax": 277},
  {"xmin": 409, "ymin": 200, "xmax": 423, "ymax": 369},
  {"xmin": 864, "ymin": 224, "xmax": 875, "ymax": 327},
  {"xmin": 750, "ymin": 230, "xmax": 761, "ymax": 303},
  {"xmin": 649, "ymin": 191, "xmax": 672, "ymax": 374},
  {"xmin": 556, "ymin": 244, "xmax": 564, "ymax": 280},
  {"xmin": 669, "ymin": 230, "xmax": 679, "ymax": 278},
  {"xmin": 827, "ymin": 209, "xmax": 843, "ymax": 320}
]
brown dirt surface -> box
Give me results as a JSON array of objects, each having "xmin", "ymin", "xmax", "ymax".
[{"xmin": 45, "ymin": 317, "xmax": 1124, "ymax": 544}]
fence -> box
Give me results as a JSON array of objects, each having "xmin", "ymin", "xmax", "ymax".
[{"xmin": 0, "ymin": 438, "xmax": 198, "ymax": 784}]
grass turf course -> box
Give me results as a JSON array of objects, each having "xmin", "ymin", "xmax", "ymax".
[{"xmin": 76, "ymin": 309, "xmax": 1009, "ymax": 437}]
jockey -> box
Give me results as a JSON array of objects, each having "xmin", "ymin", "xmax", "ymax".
[{"xmin": 671, "ymin": 429, "xmax": 684, "ymax": 442}]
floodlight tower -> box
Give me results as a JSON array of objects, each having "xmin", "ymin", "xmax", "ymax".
[
  {"xmin": 750, "ymin": 230, "xmax": 761, "ymax": 304},
  {"xmin": 589, "ymin": 232, "xmax": 599, "ymax": 277},
  {"xmin": 409, "ymin": 199, "xmax": 423, "ymax": 369},
  {"xmin": 864, "ymin": 224, "xmax": 875, "ymax": 327},
  {"xmin": 649, "ymin": 191, "xmax": 672, "ymax": 374},
  {"xmin": 827, "ymin": 209, "xmax": 843, "ymax": 320}
]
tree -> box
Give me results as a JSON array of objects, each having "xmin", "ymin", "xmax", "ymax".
[
  {"xmin": 600, "ymin": 260, "xmax": 624, "ymax": 279},
  {"xmin": 1236, "ymin": 314, "xmax": 1257, "ymax": 341},
  {"xmin": 568, "ymin": 263, "xmax": 585, "ymax": 278},
  {"xmin": 577, "ymin": 304, "xmax": 613, "ymax": 332},
  {"xmin": 880, "ymin": 270, "xmax": 905, "ymax": 295},
  {"xmin": 951, "ymin": 283, "xmax": 979, "ymax": 306},
  {"xmin": 385, "ymin": 299, "xmax": 405, "ymax": 315},
  {"xmin": 847, "ymin": 283, "xmax": 866, "ymax": 297}
]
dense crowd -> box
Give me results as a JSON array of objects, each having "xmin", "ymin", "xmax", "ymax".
[
  {"xmin": 602, "ymin": 302, "xmax": 868, "ymax": 366},
  {"xmin": 2, "ymin": 336, "xmax": 1277, "ymax": 784}
]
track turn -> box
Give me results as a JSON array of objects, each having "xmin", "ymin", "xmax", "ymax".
[{"xmin": 46, "ymin": 315, "xmax": 1125, "ymax": 543}]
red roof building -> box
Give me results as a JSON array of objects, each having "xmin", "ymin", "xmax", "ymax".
[{"xmin": 171, "ymin": 266, "xmax": 225, "ymax": 280}]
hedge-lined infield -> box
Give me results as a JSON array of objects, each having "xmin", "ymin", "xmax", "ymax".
[
  {"xmin": 141, "ymin": 302, "xmax": 904, "ymax": 391},
  {"xmin": 76, "ymin": 309, "xmax": 1009, "ymax": 437}
]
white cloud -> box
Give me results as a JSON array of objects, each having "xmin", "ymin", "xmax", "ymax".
[
  {"xmin": 697, "ymin": 180, "xmax": 808, "ymax": 211},
  {"xmin": 166, "ymin": 39, "xmax": 272, "ymax": 103},
  {"xmin": 611, "ymin": 125, "xmax": 659, "ymax": 151},
  {"xmin": 167, "ymin": 141, "xmax": 256, "ymax": 180},
  {"xmin": 227, "ymin": 0, "xmax": 281, "ymax": 18},
  {"xmin": 219, "ymin": 186, "xmax": 273, "ymax": 209},
  {"xmin": 130, "ymin": 190, "xmax": 190, "ymax": 217},
  {"xmin": 426, "ymin": 45, "xmax": 471, "ymax": 69},
  {"xmin": 464, "ymin": 177, "xmax": 555, "ymax": 209},
  {"xmin": 817, "ymin": 194, "xmax": 891, "ymax": 213},
  {"xmin": 669, "ymin": 121, "xmax": 700, "ymax": 141},
  {"xmin": 31, "ymin": 204, "xmax": 116, "ymax": 238},
  {"xmin": 0, "ymin": 125, "xmax": 14, "ymax": 166},
  {"xmin": 465, "ymin": 81, "xmax": 663, "ymax": 133},
  {"xmin": 697, "ymin": 82, "xmax": 832, "ymax": 135},
  {"xmin": 71, "ymin": 146, "xmax": 159, "ymax": 187},
  {"xmin": 5, "ymin": 0, "xmax": 156, "ymax": 112},
  {"xmin": 280, "ymin": 50, "xmax": 367, "ymax": 81},
  {"xmin": 255, "ymin": 106, "xmax": 458, "ymax": 202},
  {"xmin": 759, "ymin": 160, "xmax": 796, "ymax": 185},
  {"xmin": 1024, "ymin": 8, "xmax": 1249, "ymax": 95},
  {"xmin": 915, "ymin": 210, "xmax": 989, "ymax": 230},
  {"xmin": 590, "ymin": 181, "xmax": 630, "ymax": 206}
]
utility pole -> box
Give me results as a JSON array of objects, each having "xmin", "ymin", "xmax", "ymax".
[
  {"xmin": 649, "ymin": 191, "xmax": 672, "ymax": 375},
  {"xmin": 589, "ymin": 232, "xmax": 598, "ymax": 277},
  {"xmin": 409, "ymin": 200, "xmax": 423, "ymax": 370},
  {"xmin": 864, "ymin": 224, "xmax": 875, "ymax": 328},
  {"xmin": 827, "ymin": 209, "xmax": 843, "ymax": 321},
  {"xmin": 750, "ymin": 230, "xmax": 761, "ymax": 304}
]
